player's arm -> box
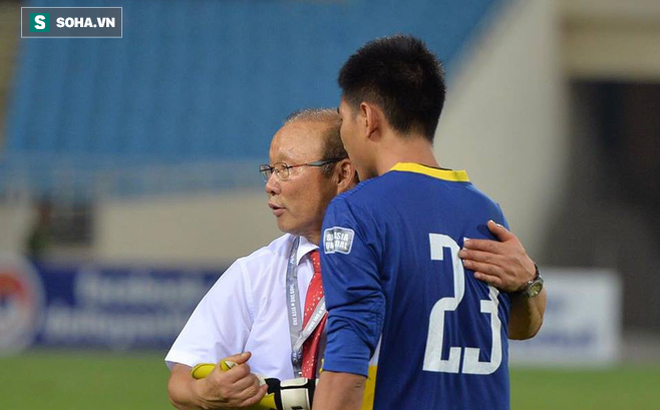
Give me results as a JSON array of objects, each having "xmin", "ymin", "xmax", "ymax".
[
  {"xmin": 458, "ymin": 220, "xmax": 546, "ymax": 339},
  {"xmin": 313, "ymin": 371, "xmax": 365, "ymax": 410},
  {"xmin": 314, "ymin": 200, "xmax": 383, "ymax": 410},
  {"xmin": 168, "ymin": 352, "xmax": 267, "ymax": 410}
]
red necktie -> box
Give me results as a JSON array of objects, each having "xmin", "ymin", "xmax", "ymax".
[{"xmin": 301, "ymin": 249, "xmax": 327, "ymax": 378}]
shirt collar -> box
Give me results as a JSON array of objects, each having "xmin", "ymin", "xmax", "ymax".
[
  {"xmin": 295, "ymin": 235, "xmax": 319, "ymax": 265},
  {"xmin": 389, "ymin": 162, "xmax": 469, "ymax": 182}
]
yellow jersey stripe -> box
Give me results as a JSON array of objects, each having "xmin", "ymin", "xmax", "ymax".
[
  {"xmin": 361, "ymin": 365, "xmax": 378, "ymax": 410},
  {"xmin": 389, "ymin": 162, "xmax": 469, "ymax": 182}
]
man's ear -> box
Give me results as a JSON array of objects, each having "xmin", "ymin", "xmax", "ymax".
[
  {"xmin": 335, "ymin": 159, "xmax": 358, "ymax": 193},
  {"xmin": 361, "ymin": 102, "xmax": 383, "ymax": 141}
]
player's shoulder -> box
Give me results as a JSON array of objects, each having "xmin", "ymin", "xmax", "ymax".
[
  {"xmin": 330, "ymin": 177, "xmax": 381, "ymax": 207},
  {"xmin": 460, "ymin": 179, "xmax": 503, "ymax": 209},
  {"xmin": 329, "ymin": 171, "xmax": 423, "ymax": 214}
]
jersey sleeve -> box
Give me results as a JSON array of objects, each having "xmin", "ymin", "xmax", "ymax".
[
  {"xmin": 164, "ymin": 259, "xmax": 254, "ymax": 369},
  {"xmin": 320, "ymin": 197, "xmax": 385, "ymax": 377}
]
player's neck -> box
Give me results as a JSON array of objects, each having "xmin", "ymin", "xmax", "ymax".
[{"xmin": 375, "ymin": 132, "xmax": 439, "ymax": 176}]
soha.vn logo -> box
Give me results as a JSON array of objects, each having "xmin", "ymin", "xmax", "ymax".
[{"xmin": 0, "ymin": 256, "xmax": 44, "ymax": 353}]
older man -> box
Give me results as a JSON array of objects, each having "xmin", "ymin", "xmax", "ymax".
[
  {"xmin": 166, "ymin": 109, "xmax": 540, "ymax": 410},
  {"xmin": 166, "ymin": 109, "xmax": 355, "ymax": 410}
]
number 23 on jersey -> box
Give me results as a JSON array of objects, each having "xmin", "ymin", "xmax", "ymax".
[{"xmin": 423, "ymin": 233, "xmax": 503, "ymax": 375}]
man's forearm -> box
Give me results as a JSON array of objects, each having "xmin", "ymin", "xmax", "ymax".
[
  {"xmin": 508, "ymin": 288, "xmax": 546, "ymax": 340},
  {"xmin": 313, "ymin": 371, "xmax": 365, "ymax": 410},
  {"xmin": 168, "ymin": 365, "xmax": 207, "ymax": 410}
]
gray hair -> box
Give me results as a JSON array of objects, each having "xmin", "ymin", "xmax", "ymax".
[
  {"xmin": 284, "ymin": 108, "xmax": 347, "ymax": 176},
  {"xmin": 284, "ymin": 108, "xmax": 340, "ymax": 126}
]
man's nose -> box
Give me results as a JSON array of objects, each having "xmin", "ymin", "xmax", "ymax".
[{"xmin": 265, "ymin": 172, "xmax": 280, "ymax": 195}]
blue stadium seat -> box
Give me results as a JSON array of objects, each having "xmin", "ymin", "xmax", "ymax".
[{"xmin": 3, "ymin": 0, "xmax": 503, "ymax": 197}]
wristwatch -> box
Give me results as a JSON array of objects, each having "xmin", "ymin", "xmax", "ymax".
[{"xmin": 517, "ymin": 264, "xmax": 544, "ymax": 298}]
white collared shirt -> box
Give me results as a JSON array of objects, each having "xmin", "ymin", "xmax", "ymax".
[{"xmin": 165, "ymin": 234, "xmax": 318, "ymax": 381}]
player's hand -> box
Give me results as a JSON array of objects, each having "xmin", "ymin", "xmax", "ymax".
[
  {"xmin": 458, "ymin": 220, "xmax": 536, "ymax": 293},
  {"xmin": 192, "ymin": 352, "xmax": 268, "ymax": 409}
]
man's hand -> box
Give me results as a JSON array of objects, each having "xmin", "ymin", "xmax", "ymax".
[
  {"xmin": 168, "ymin": 352, "xmax": 268, "ymax": 410},
  {"xmin": 193, "ymin": 365, "xmax": 316, "ymax": 410},
  {"xmin": 458, "ymin": 220, "xmax": 536, "ymax": 292},
  {"xmin": 193, "ymin": 352, "xmax": 268, "ymax": 409},
  {"xmin": 458, "ymin": 220, "xmax": 546, "ymax": 339}
]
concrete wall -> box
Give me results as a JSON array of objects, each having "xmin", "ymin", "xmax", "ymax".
[
  {"xmin": 0, "ymin": 191, "xmax": 32, "ymax": 256},
  {"xmin": 94, "ymin": 190, "xmax": 281, "ymax": 264},
  {"xmin": 437, "ymin": 0, "xmax": 566, "ymax": 260},
  {"xmin": 562, "ymin": 0, "xmax": 660, "ymax": 81}
]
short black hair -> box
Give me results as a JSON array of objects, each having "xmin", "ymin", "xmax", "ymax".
[{"xmin": 338, "ymin": 35, "xmax": 446, "ymax": 142}]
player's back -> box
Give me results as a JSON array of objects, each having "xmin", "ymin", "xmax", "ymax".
[{"xmin": 322, "ymin": 163, "xmax": 512, "ymax": 410}]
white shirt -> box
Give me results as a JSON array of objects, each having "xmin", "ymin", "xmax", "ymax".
[{"xmin": 165, "ymin": 234, "xmax": 318, "ymax": 381}]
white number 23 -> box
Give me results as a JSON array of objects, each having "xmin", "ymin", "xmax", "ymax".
[{"xmin": 422, "ymin": 234, "xmax": 503, "ymax": 375}]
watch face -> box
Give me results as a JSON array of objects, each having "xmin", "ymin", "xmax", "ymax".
[{"xmin": 527, "ymin": 281, "xmax": 543, "ymax": 297}]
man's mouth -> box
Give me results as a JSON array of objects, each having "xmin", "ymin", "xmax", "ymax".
[{"xmin": 268, "ymin": 202, "xmax": 285, "ymax": 216}]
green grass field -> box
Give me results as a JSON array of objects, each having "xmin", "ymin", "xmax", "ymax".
[{"xmin": 1, "ymin": 351, "xmax": 658, "ymax": 410}]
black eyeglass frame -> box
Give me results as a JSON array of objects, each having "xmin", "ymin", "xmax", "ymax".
[{"xmin": 259, "ymin": 158, "xmax": 345, "ymax": 182}]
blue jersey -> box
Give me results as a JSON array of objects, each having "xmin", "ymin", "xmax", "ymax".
[{"xmin": 321, "ymin": 163, "xmax": 512, "ymax": 410}]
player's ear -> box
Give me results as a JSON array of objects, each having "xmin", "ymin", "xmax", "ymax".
[
  {"xmin": 335, "ymin": 158, "xmax": 357, "ymax": 193},
  {"xmin": 361, "ymin": 102, "xmax": 382, "ymax": 141}
]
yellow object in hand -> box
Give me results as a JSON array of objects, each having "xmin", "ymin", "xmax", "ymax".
[{"xmin": 190, "ymin": 360, "xmax": 277, "ymax": 410}]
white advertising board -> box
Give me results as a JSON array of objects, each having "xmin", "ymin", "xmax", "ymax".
[{"xmin": 509, "ymin": 268, "xmax": 622, "ymax": 366}]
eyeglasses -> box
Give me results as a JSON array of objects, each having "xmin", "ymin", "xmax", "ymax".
[{"xmin": 259, "ymin": 158, "xmax": 345, "ymax": 182}]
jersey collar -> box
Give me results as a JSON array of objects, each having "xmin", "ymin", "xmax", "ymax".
[
  {"xmin": 389, "ymin": 162, "xmax": 469, "ymax": 182},
  {"xmin": 296, "ymin": 236, "xmax": 319, "ymax": 265}
]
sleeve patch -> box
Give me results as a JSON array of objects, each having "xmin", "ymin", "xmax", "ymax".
[{"xmin": 323, "ymin": 227, "xmax": 355, "ymax": 255}]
